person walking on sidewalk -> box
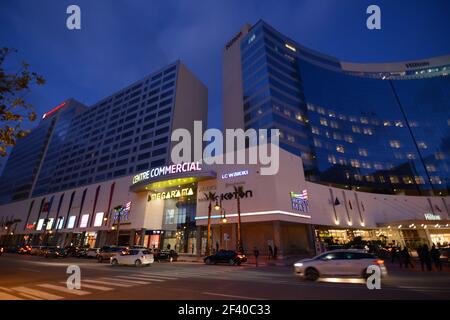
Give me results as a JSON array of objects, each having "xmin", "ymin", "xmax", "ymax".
[
  {"xmin": 420, "ymin": 244, "xmax": 432, "ymax": 271},
  {"xmin": 268, "ymin": 245, "xmax": 273, "ymax": 260},
  {"xmin": 400, "ymin": 247, "xmax": 414, "ymax": 269},
  {"xmin": 430, "ymin": 244, "xmax": 442, "ymax": 271}
]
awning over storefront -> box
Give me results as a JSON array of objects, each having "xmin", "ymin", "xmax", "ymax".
[
  {"xmin": 377, "ymin": 219, "xmax": 450, "ymax": 230},
  {"xmin": 129, "ymin": 170, "xmax": 217, "ymax": 193}
]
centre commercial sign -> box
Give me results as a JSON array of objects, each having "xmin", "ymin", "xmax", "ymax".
[{"xmin": 132, "ymin": 162, "xmax": 202, "ymax": 185}]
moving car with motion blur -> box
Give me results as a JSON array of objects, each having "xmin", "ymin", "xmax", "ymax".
[
  {"xmin": 97, "ymin": 246, "xmax": 128, "ymax": 263},
  {"xmin": 43, "ymin": 247, "xmax": 66, "ymax": 258},
  {"xmin": 294, "ymin": 249, "xmax": 387, "ymax": 281},
  {"xmin": 110, "ymin": 249, "xmax": 154, "ymax": 267},
  {"xmin": 204, "ymin": 250, "xmax": 247, "ymax": 266},
  {"xmin": 18, "ymin": 245, "xmax": 32, "ymax": 254},
  {"xmin": 30, "ymin": 246, "xmax": 48, "ymax": 256}
]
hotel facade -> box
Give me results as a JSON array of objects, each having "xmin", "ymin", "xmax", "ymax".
[{"xmin": 0, "ymin": 21, "xmax": 450, "ymax": 257}]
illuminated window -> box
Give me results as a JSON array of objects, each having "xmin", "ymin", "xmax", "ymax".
[
  {"xmin": 94, "ymin": 212, "xmax": 104, "ymax": 227},
  {"xmin": 430, "ymin": 176, "xmax": 442, "ymax": 184},
  {"xmin": 352, "ymin": 126, "xmax": 361, "ymax": 133},
  {"xmin": 339, "ymin": 158, "xmax": 347, "ymax": 166},
  {"xmin": 350, "ymin": 159, "xmax": 360, "ymax": 168},
  {"xmin": 389, "ymin": 140, "xmax": 401, "ymax": 148},
  {"xmin": 336, "ymin": 145, "xmax": 345, "ymax": 153},
  {"xmin": 67, "ymin": 216, "xmax": 76, "ymax": 229},
  {"xmin": 406, "ymin": 153, "xmax": 416, "ymax": 160},
  {"xmin": 287, "ymin": 134, "xmax": 295, "ymax": 143},
  {"xmin": 46, "ymin": 218, "xmax": 54, "ymax": 230},
  {"xmin": 395, "ymin": 121, "xmax": 403, "ymax": 127},
  {"xmin": 317, "ymin": 107, "xmax": 325, "ymax": 115},
  {"xmin": 418, "ymin": 141, "xmax": 428, "ymax": 149},
  {"xmin": 389, "ymin": 176, "xmax": 400, "ymax": 184},
  {"xmin": 328, "ymin": 154, "xmax": 337, "ymax": 164},
  {"xmin": 311, "ymin": 127, "xmax": 320, "ymax": 135},
  {"xmin": 435, "ymin": 152, "xmax": 445, "ymax": 160},
  {"xmin": 330, "ymin": 121, "xmax": 339, "ymax": 129},
  {"xmin": 248, "ymin": 34, "xmax": 256, "ymax": 44},
  {"xmin": 328, "ymin": 111, "xmax": 336, "ymax": 118},
  {"xmin": 358, "ymin": 148, "xmax": 368, "ymax": 156},
  {"xmin": 360, "ymin": 117, "xmax": 368, "ymax": 124},
  {"xmin": 374, "ymin": 163, "xmax": 383, "ymax": 170},
  {"xmin": 365, "ymin": 175, "xmax": 375, "ymax": 182},
  {"xmin": 426, "ymin": 164, "xmax": 436, "ymax": 172},
  {"xmin": 349, "ymin": 116, "xmax": 357, "ymax": 122},
  {"xmin": 394, "ymin": 152, "xmax": 404, "ymax": 159},
  {"xmin": 314, "ymin": 139, "xmax": 322, "ymax": 147},
  {"xmin": 354, "ymin": 174, "xmax": 362, "ymax": 181},
  {"xmin": 307, "ymin": 103, "xmax": 315, "ymax": 111},
  {"xmin": 79, "ymin": 214, "xmax": 89, "ymax": 228},
  {"xmin": 379, "ymin": 176, "xmax": 386, "ymax": 183},
  {"xmin": 36, "ymin": 219, "xmax": 45, "ymax": 231},
  {"xmin": 402, "ymin": 176, "xmax": 414, "ymax": 184},
  {"xmin": 383, "ymin": 121, "xmax": 391, "ymax": 127},
  {"xmin": 295, "ymin": 113, "xmax": 304, "ymax": 122},
  {"xmin": 56, "ymin": 217, "xmax": 64, "ymax": 230},
  {"xmin": 344, "ymin": 135, "xmax": 354, "ymax": 143},
  {"xmin": 284, "ymin": 109, "xmax": 291, "ymax": 117},
  {"xmin": 333, "ymin": 132, "xmax": 341, "ymax": 140},
  {"xmin": 415, "ymin": 176, "xmax": 425, "ymax": 184},
  {"xmin": 362, "ymin": 162, "xmax": 371, "ymax": 169},
  {"xmin": 363, "ymin": 128, "xmax": 373, "ymax": 135}
]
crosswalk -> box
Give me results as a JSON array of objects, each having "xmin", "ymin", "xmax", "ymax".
[{"xmin": 0, "ymin": 267, "xmax": 236, "ymax": 300}]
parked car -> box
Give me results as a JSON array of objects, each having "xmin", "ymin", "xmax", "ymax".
[
  {"xmin": 110, "ymin": 249, "xmax": 154, "ymax": 267},
  {"xmin": 153, "ymin": 249, "xmax": 178, "ymax": 262},
  {"xmin": 30, "ymin": 246, "xmax": 47, "ymax": 256},
  {"xmin": 294, "ymin": 249, "xmax": 387, "ymax": 281},
  {"xmin": 43, "ymin": 247, "xmax": 66, "ymax": 258},
  {"xmin": 97, "ymin": 246, "xmax": 127, "ymax": 263},
  {"xmin": 86, "ymin": 248, "xmax": 100, "ymax": 259},
  {"xmin": 204, "ymin": 250, "xmax": 247, "ymax": 266},
  {"xmin": 18, "ymin": 245, "xmax": 32, "ymax": 254}
]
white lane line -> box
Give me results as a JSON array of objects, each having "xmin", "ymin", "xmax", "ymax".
[
  {"xmin": 37, "ymin": 284, "xmax": 91, "ymax": 296},
  {"xmin": 83, "ymin": 279, "xmax": 132, "ymax": 287},
  {"xmin": 17, "ymin": 293, "xmax": 43, "ymax": 300},
  {"xmin": 19, "ymin": 268, "xmax": 41, "ymax": 273},
  {"xmin": 0, "ymin": 292, "xmax": 23, "ymax": 300},
  {"xmin": 100, "ymin": 277, "xmax": 149, "ymax": 285},
  {"xmin": 117, "ymin": 275, "xmax": 164, "ymax": 282},
  {"xmin": 131, "ymin": 274, "xmax": 178, "ymax": 280},
  {"xmin": 12, "ymin": 286, "xmax": 63, "ymax": 300},
  {"xmin": 202, "ymin": 292, "xmax": 268, "ymax": 300},
  {"xmin": 59, "ymin": 282, "xmax": 113, "ymax": 291}
]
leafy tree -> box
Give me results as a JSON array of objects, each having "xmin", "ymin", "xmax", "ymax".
[{"xmin": 0, "ymin": 47, "xmax": 45, "ymax": 156}]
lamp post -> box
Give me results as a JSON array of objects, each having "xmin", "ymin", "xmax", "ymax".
[
  {"xmin": 233, "ymin": 186, "xmax": 244, "ymax": 253},
  {"xmin": 113, "ymin": 205, "xmax": 124, "ymax": 246},
  {"xmin": 204, "ymin": 192, "xmax": 218, "ymax": 256}
]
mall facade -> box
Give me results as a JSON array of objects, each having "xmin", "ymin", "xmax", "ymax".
[{"xmin": 0, "ymin": 21, "xmax": 449, "ymax": 256}]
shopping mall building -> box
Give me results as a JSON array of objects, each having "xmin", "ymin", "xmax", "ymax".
[{"xmin": 0, "ymin": 20, "xmax": 449, "ymax": 256}]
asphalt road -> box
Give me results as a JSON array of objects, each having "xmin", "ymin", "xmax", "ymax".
[{"xmin": 0, "ymin": 253, "xmax": 449, "ymax": 300}]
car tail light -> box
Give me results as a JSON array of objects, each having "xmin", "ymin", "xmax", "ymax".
[{"xmin": 374, "ymin": 259, "xmax": 384, "ymax": 265}]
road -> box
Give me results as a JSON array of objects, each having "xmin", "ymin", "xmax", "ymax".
[{"xmin": 0, "ymin": 253, "xmax": 449, "ymax": 300}]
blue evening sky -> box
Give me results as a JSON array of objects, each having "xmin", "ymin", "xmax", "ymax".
[{"xmin": 1, "ymin": 0, "xmax": 449, "ymax": 133}]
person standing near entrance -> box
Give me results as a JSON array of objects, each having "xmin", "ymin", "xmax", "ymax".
[
  {"xmin": 268, "ymin": 245, "xmax": 273, "ymax": 260},
  {"xmin": 430, "ymin": 244, "xmax": 442, "ymax": 271},
  {"xmin": 254, "ymin": 247, "xmax": 260, "ymax": 267},
  {"xmin": 400, "ymin": 247, "xmax": 414, "ymax": 269}
]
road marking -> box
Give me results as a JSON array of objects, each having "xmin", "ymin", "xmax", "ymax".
[
  {"xmin": 17, "ymin": 293, "xmax": 43, "ymax": 300},
  {"xmin": 202, "ymin": 292, "xmax": 268, "ymax": 300},
  {"xmin": 83, "ymin": 279, "xmax": 132, "ymax": 287},
  {"xmin": 132, "ymin": 273, "xmax": 178, "ymax": 280},
  {"xmin": 113, "ymin": 276, "xmax": 154, "ymax": 284},
  {"xmin": 12, "ymin": 286, "xmax": 63, "ymax": 300},
  {"xmin": 59, "ymin": 282, "xmax": 113, "ymax": 291},
  {"xmin": 117, "ymin": 275, "xmax": 165, "ymax": 282},
  {"xmin": 0, "ymin": 292, "xmax": 23, "ymax": 300},
  {"xmin": 37, "ymin": 284, "xmax": 91, "ymax": 296},
  {"xmin": 19, "ymin": 268, "xmax": 41, "ymax": 273},
  {"xmin": 100, "ymin": 277, "xmax": 149, "ymax": 285}
]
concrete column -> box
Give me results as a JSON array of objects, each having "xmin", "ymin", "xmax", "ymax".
[
  {"xmin": 273, "ymin": 221, "xmax": 283, "ymax": 258},
  {"xmin": 139, "ymin": 229, "xmax": 146, "ymax": 246},
  {"xmin": 129, "ymin": 229, "xmax": 136, "ymax": 246}
]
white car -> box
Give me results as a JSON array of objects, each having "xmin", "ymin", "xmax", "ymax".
[
  {"xmin": 86, "ymin": 248, "xmax": 99, "ymax": 258},
  {"xmin": 294, "ymin": 249, "xmax": 387, "ymax": 281},
  {"xmin": 110, "ymin": 249, "xmax": 154, "ymax": 267}
]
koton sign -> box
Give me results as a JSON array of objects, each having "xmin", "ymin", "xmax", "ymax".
[{"xmin": 133, "ymin": 162, "xmax": 202, "ymax": 185}]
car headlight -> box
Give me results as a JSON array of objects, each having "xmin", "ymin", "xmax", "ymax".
[{"xmin": 294, "ymin": 262, "xmax": 303, "ymax": 267}]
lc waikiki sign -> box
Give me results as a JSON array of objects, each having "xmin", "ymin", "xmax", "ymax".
[{"xmin": 133, "ymin": 162, "xmax": 202, "ymax": 185}]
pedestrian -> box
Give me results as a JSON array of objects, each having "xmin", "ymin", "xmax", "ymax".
[
  {"xmin": 417, "ymin": 245, "xmax": 425, "ymax": 271},
  {"xmin": 401, "ymin": 247, "xmax": 414, "ymax": 269},
  {"xmin": 268, "ymin": 245, "xmax": 273, "ymax": 260},
  {"xmin": 254, "ymin": 247, "xmax": 260, "ymax": 267},
  {"xmin": 421, "ymin": 244, "xmax": 432, "ymax": 271},
  {"xmin": 216, "ymin": 241, "xmax": 219, "ymax": 253},
  {"xmin": 430, "ymin": 244, "xmax": 442, "ymax": 271},
  {"xmin": 391, "ymin": 246, "xmax": 398, "ymax": 263},
  {"xmin": 273, "ymin": 245, "xmax": 278, "ymax": 259}
]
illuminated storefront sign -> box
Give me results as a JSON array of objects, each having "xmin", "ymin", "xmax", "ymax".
[
  {"xmin": 198, "ymin": 188, "xmax": 253, "ymax": 202},
  {"xmin": 113, "ymin": 201, "xmax": 131, "ymax": 221},
  {"xmin": 221, "ymin": 170, "xmax": 249, "ymax": 179},
  {"xmin": 424, "ymin": 213, "xmax": 441, "ymax": 221},
  {"xmin": 25, "ymin": 223, "xmax": 35, "ymax": 230},
  {"xmin": 290, "ymin": 190, "xmax": 309, "ymax": 213},
  {"xmin": 132, "ymin": 162, "xmax": 202, "ymax": 185},
  {"xmin": 148, "ymin": 188, "xmax": 194, "ymax": 201}
]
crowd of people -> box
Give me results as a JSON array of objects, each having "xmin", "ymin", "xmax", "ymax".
[{"xmin": 390, "ymin": 244, "xmax": 443, "ymax": 271}]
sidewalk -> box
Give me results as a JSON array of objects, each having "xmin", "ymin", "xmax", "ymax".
[{"xmin": 175, "ymin": 254, "xmax": 310, "ymax": 266}]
